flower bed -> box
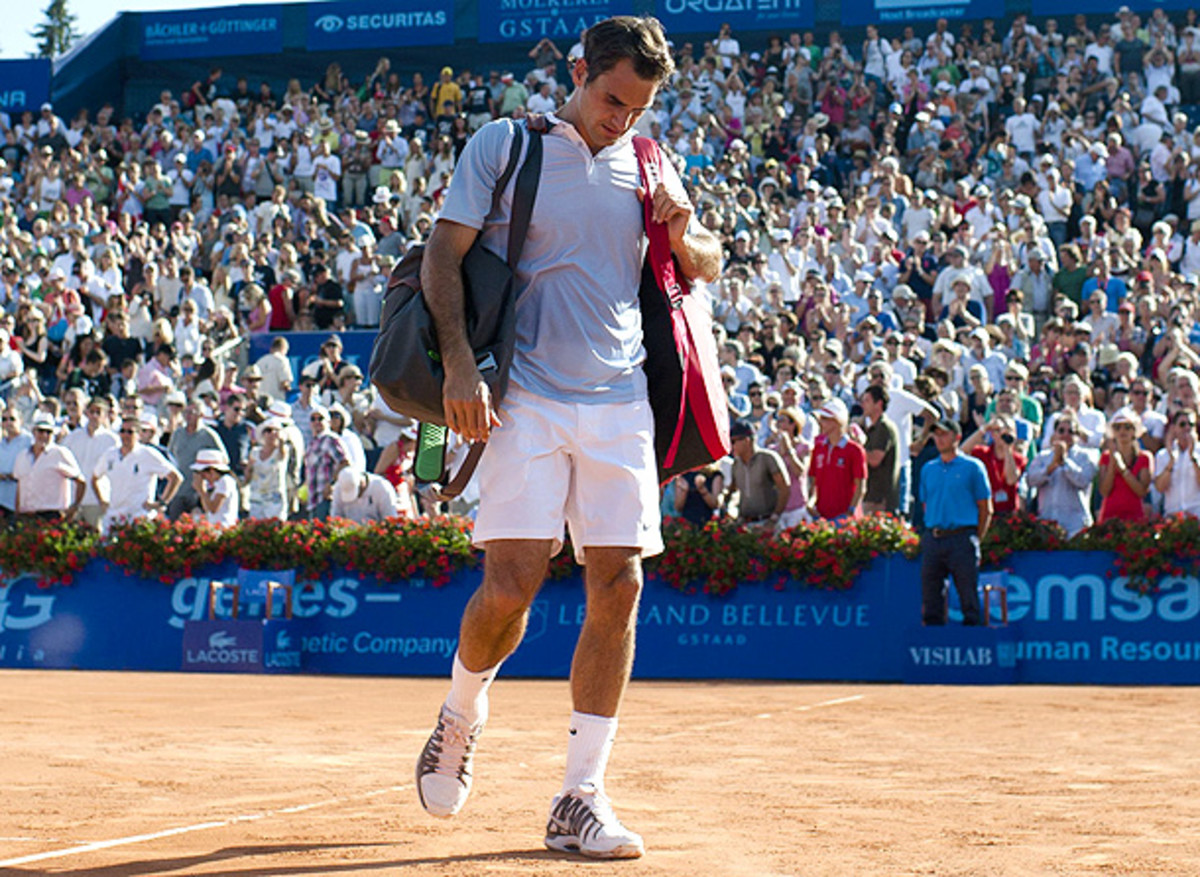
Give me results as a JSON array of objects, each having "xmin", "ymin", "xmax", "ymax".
[{"xmin": 0, "ymin": 512, "xmax": 1192, "ymax": 596}]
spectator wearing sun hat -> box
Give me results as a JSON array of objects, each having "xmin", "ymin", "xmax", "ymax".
[
  {"xmin": 167, "ymin": 399, "xmax": 223, "ymax": 520},
  {"xmin": 1097, "ymin": 407, "xmax": 1154, "ymax": 524},
  {"xmin": 191, "ymin": 448, "xmax": 239, "ymax": 527}
]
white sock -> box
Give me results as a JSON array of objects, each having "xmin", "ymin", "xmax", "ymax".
[
  {"xmin": 562, "ymin": 711, "xmax": 619, "ymax": 795},
  {"xmin": 444, "ymin": 652, "xmax": 499, "ymax": 727}
]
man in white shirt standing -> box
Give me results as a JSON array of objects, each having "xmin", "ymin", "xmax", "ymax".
[
  {"xmin": 61, "ymin": 396, "xmax": 119, "ymax": 528},
  {"xmin": 92, "ymin": 414, "xmax": 182, "ymax": 535},
  {"xmin": 1004, "ymin": 97, "xmax": 1040, "ymax": 160},
  {"xmin": 13, "ymin": 413, "xmax": 86, "ymax": 520},
  {"xmin": 255, "ymin": 336, "xmax": 294, "ymax": 402},
  {"xmin": 1036, "ymin": 169, "xmax": 1073, "ymax": 252}
]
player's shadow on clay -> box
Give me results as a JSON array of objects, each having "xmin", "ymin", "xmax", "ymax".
[{"xmin": 21, "ymin": 843, "xmax": 600, "ymax": 876}]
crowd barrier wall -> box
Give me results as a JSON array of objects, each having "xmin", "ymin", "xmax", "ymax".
[{"xmin": 2, "ymin": 552, "xmax": 1199, "ymax": 684}]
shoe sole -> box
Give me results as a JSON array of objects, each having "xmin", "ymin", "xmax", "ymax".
[{"xmin": 544, "ymin": 834, "xmax": 644, "ymax": 859}]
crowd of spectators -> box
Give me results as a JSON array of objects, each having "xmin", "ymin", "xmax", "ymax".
[{"xmin": 1, "ymin": 8, "xmax": 1200, "ymax": 537}]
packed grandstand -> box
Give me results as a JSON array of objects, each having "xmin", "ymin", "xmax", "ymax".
[{"xmin": 0, "ymin": 7, "xmax": 1197, "ymax": 533}]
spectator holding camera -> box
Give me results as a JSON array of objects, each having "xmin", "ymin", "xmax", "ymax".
[{"xmin": 960, "ymin": 413, "xmax": 1027, "ymax": 516}]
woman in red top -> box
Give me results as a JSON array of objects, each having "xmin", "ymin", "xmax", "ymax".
[
  {"xmin": 1097, "ymin": 408, "xmax": 1153, "ymax": 523},
  {"xmin": 961, "ymin": 414, "xmax": 1026, "ymax": 516}
]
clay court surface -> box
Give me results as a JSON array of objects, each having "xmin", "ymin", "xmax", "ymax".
[{"xmin": 2, "ymin": 672, "xmax": 1200, "ymax": 876}]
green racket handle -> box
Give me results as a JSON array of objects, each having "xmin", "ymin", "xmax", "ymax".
[{"xmin": 414, "ymin": 423, "xmax": 448, "ymax": 483}]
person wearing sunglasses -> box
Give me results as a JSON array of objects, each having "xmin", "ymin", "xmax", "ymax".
[
  {"xmin": 1097, "ymin": 408, "xmax": 1154, "ymax": 524},
  {"xmin": 92, "ymin": 414, "xmax": 182, "ymax": 536},
  {"xmin": 1153, "ymin": 409, "xmax": 1200, "ymax": 518},
  {"xmin": 1025, "ymin": 411, "xmax": 1099, "ymax": 537},
  {"xmin": 13, "ymin": 412, "xmax": 85, "ymax": 521},
  {"xmin": 0, "ymin": 405, "xmax": 32, "ymax": 519}
]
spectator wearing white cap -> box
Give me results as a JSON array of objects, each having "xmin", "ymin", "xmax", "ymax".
[
  {"xmin": 807, "ymin": 398, "xmax": 866, "ymax": 521},
  {"xmin": 93, "ymin": 413, "xmax": 182, "ymax": 535},
  {"xmin": 330, "ymin": 466, "xmax": 399, "ymax": 524},
  {"xmin": 191, "ymin": 448, "xmax": 238, "ymax": 527},
  {"xmin": 13, "ymin": 412, "xmax": 85, "ymax": 520}
]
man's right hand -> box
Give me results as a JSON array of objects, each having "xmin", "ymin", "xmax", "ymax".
[{"xmin": 443, "ymin": 363, "xmax": 501, "ymax": 442}]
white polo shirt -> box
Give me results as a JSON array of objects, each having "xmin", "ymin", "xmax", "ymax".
[
  {"xmin": 439, "ymin": 115, "xmax": 689, "ymax": 405},
  {"xmin": 94, "ymin": 443, "xmax": 180, "ymax": 529},
  {"xmin": 13, "ymin": 444, "xmax": 83, "ymax": 513},
  {"xmin": 61, "ymin": 426, "xmax": 119, "ymax": 506}
]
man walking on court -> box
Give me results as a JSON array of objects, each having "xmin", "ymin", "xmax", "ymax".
[{"xmin": 415, "ymin": 15, "xmax": 720, "ymax": 859}]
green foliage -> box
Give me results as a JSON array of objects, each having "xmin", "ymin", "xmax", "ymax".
[{"xmin": 31, "ymin": 0, "xmax": 78, "ymax": 59}]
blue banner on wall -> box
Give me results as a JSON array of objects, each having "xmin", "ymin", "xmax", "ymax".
[
  {"xmin": 247, "ymin": 330, "xmax": 375, "ymax": 394},
  {"xmin": 656, "ymin": 0, "xmax": 814, "ymax": 35},
  {"xmin": 307, "ymin": 0, "xmax": 454, "ymax": 52},
  {"xmin": 139, "ymin": 5, "xmax": 283, "ymax": 61},
  {"xmin": 4, "ymin": 553, "xmax": 1200, "ymax": 684},
  {"xmin": 842, "ymin": 0, "xmax": 1003, "ymax": 27},
  {"xmin": 479, "ymin": 0, "xmax": 633, "ymax": 44},
  {"xmin": 0, "ymin": 60, "xmax": 51, "ymax": 115}
]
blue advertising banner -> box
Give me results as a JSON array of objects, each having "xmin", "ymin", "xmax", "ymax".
[
  {"xmin": 0, "ymin": 60, "xmax": 51, "ymax": 115},
  {"xmin": 479, "ymin": 0, "xmax": 633, "ymax": 44},
  {"xmin": 247, "ymin": 330, "xmax": 375, "ymax": 393},
  {"xmin": 307, "ymin": 0, "xmax": 454, "ymax": 52},
  {"xmin": 842, "ymin": 0, "xmax": 1004, "ymax": 27},
  {"xmin": 656, "ymin": 0, "xmax": 813, "ymax": 35},
  {"xmin": 1032, "ymin": 0, "xmax": 1191, "ymax": 13},
  {"xmin": 3, "ymin": 552, "xmax": 1200, "ymax": 684},
  {"xmin": 139, "ymin": 5, "xmax": 283, "ymax": 62}
]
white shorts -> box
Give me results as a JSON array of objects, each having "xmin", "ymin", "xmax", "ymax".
[{"xmin": 473, "ymin": 386, "xmax": 663, "ymax": 564}]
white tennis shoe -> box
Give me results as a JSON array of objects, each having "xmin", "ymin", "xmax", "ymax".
[
  {"xmin": 416, "ymin": 706, "xmax": 483, "ymax": 818},
  {"xmin": 544, "ymin": 783, "xmax": 644, "ymax": 859}
]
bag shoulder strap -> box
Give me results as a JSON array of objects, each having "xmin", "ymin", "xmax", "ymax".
[
  {"xmin": 632, "ymin": 136, "xmax": 686, "ymax": 304},
  {"xmin": 506, "ymin": 124, "xmax": 542, "ymax": 270},
  {"xmin": 490, "ymin": 123, "xmax": 524, "ymax": 218}
]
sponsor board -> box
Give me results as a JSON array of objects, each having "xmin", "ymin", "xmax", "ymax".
[
  {"xmin": 479, "ymin": 0, "xmax": 632, "ymax": 44},
  {"xmin": 2, "ymin": 553, "xmax": 1200, "ymax": 683},
  {"xmin": 655, "ymin": 0, "xmax": 813, "ymax": 34},
  {"xmin": 841, "ymin": 0, "xmax": 1003, "ymax": 26},
  {"xmin": 306, "ymin": 0, "xmax": 453, "ymax": 52},
  {"xmin": 903, "ymin": 626, "xmax": 1017, "ymax": 684},
  {"xmin": 0, "ymin": 60, "xmax": 51, "ymax": 114},
  {"xmin": 182, "ymin": 620, "xmax": 264, "ymax": 672},
  {"xmin": 140, "ymin": 6, "xmax": 283, "ymax": 61},
  {"xmin": 247, "ymin": 330, "xmax": 374, "ymax": 400}
]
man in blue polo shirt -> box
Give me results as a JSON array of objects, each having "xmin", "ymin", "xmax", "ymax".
[{"xmin": 919, "ymin": 416, "xmax": 993, "ymax": 625}]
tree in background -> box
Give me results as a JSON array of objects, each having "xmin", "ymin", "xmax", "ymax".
[{"xmin": 31, "ymin": 0, "xmax": 78, "ymax": 59}]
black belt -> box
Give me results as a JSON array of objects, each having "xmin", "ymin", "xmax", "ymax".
[{"xmin": 928, "ymin": 526, "xmax": 975, "ymax": 539}]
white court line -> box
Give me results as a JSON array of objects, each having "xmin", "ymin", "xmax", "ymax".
[
  {"xmin": 657, "ymin": 694, "xmax": 864, "ymax": 740},
  {"xmin": 0, "ymin": 784, "xmax": 409, "ymax": 870}
]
